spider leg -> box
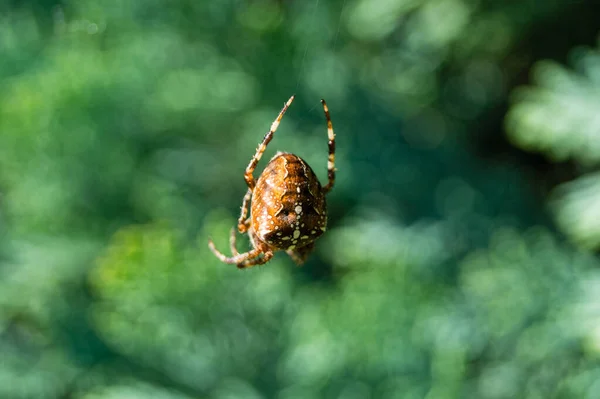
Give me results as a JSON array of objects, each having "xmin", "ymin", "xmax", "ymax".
[
  {"xmin": 229, "ymin": 220, "xmax": 251, "ymax": 256},
  {"xmin": 244, "ymin": 95, "xmax": 295, "ymax": 190},
  {"xmin": 237, "ymin": 250, "xmax": 274, "ymax": 269},
  {"xmin": 286, "ymin": 242, "xmax": 315, "ymax": 266},
  {"xmin": 229, "ymin": 227, "xmax": 240, "ymax": 256},
  {"xmin": 237, "ymin": 188, "xmax": 252, "ymax": 233},
  {"xmin": 320, "ymin": 99, "xmax": 336, "ymax": 194},
  {"xmin": 208, "ymin": 238, "xmax": 263, "ymax": 265},
  {"xmin": 286, "ymin": 250, "xmax": 304, "ymax": 265}
]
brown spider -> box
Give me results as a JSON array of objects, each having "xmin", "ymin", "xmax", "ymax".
[{"xmin": 208, "ymin": 95, "xmax": 336, "ymax": 268}]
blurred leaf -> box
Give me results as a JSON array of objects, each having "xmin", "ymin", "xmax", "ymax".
[
  {"xmin": 506, "ymin": 52, "xmax": 600, "ymax": 166},
  {"xmin": 80, "ymin": 381, "xmax": 195, "ymax": 399},
  {"xmin": 550, "ymin": 171, "xmax": 600, "ymax": 250}
]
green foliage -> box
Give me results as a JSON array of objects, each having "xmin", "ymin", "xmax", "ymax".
[
  {"xmin": 507, "ymin": 47, "xmax": 600, "ymax": 249},
  {"xmin": 506, "ymin": 53, "xmax": 600, "ymax": 165},
  {"xmin": 1, "ymin": 0, "xmax": 599, "ymax": 398}
]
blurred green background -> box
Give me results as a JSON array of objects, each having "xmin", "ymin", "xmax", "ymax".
[{"xmin": 2, "ymin": 0, "xmax": 600, "ymax": 398}]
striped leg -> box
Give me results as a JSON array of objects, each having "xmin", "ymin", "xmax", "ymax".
[
  {"xmin": 229, "ymin": 227, "xmax": 240, "ymax": 256},
  {"xmin": 237, "ymin": 188, "xmax": 252, "ymax": 233},
  {"xmin": 321, "ymin": 99, "xmax": 336, "ymax": 194},
  {"xmin": 237, "ymin": 250, "xmax": 273, "ymax": 269},
  {"xmin": 208, "ymin": 238, "xmax": 273, "ymax": 269},
  {"xmin": 244, "ymin": 95, "xmax": 295, "ymax": 190},
  {"xmin": 208, "ymin": 238, "xmax": 261, "ymax": 266}
]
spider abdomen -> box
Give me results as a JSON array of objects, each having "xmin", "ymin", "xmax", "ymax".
[{"xmin": 251, "ymin": 152, "xmax": 327, "ymax": 250}]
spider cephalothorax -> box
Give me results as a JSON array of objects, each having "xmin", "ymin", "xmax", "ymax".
[{"xmin": 208, "ymin": 95, "xmax": 336, "ymax": 268}]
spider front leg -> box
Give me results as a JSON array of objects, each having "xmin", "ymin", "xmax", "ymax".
[
  {"xmin": 237, "ymin": 188, "xmax": 252, "ymax": 233},
  {"xmin": 237, "ymin": 249, "xmax": 274, "ymax": 269},
  {"xmin": 321, "ymin": 99, "xmax": 336, "ymax": 194},
  {"xmin": 208, "ymin": 239, "xmax": 262, "ymax": 267},
  {"xmin": 244, "ymin": 95, "xmax": 295, "ymax": 190},
  {"xmin": 229, "ymin": 227, "xmax": 240, "ymax": 256},
  {"xmin": 208, "ymin": 237, "xmax": 273, "ymax": 269}
]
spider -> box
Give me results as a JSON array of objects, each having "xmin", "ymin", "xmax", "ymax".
[{"xmin": 208, "ymin": 95, "xmax": 336, "ymax": 268}]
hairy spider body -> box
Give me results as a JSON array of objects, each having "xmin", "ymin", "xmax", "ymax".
[
  {"xmin": 208, "ymin": 95, "xmax": 335, "ymax": 268},
  {"xmin": 252, "ymin": 152, "xmax": 327, "ymax": 249}
]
